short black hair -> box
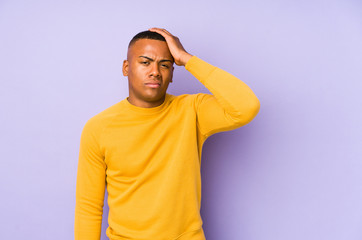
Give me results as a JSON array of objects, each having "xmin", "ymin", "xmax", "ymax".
[{"xmin": 128, "ymin": 30, "xmax": 166, "ymax": 48}]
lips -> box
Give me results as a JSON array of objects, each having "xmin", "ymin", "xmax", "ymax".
[{"xmin": 145, "ymin": 82, "xmax": 161, "ymax": 88}]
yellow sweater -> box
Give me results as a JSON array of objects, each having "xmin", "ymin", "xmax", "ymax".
[{"xmin": 75, "ymin": 56, "xmax": 260, "ymax": 240}]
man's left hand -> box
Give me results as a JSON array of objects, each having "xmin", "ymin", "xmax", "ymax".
[{"xmin": 149, "ymin": 27, "xmax": 193, "ymax": 66}]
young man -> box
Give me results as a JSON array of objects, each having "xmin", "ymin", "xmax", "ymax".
[{"xmin": 74, "ymin": 28, "xmax": 260, "ymax": 240}]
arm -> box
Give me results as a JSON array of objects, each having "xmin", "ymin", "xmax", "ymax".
[
  {"xmin": 149, "ymin": 28, "xmax": 260, "ymax": 138},
  {"xmin": 186, "ymin": 56, "xmax": 260, "ymax": 138},
  {"xmin": 74, "ymin": 118, "xmax": 106, "ymax": 240}
]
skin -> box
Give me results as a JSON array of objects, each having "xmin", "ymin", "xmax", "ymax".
[{"xmin": 122, "ymin": 28, "xmax": 193, "ymax": 108}]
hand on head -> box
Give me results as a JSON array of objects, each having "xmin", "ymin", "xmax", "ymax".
[{"xmin": 148, "ymin": 28, "xmax": 193, "ymax": 66}]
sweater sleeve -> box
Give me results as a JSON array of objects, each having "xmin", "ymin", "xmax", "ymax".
[
  {"xmin": 74, "ymin": 118, "xmax": 107, "ymax": 240},
  {"xmin": 185, "ymin": 56, "xmax": 260, "ymax": 138}
]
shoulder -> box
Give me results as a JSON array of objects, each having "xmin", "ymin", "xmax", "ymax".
[
  {"xmin": 170, "ymin": 92, "xmax": 212, "ymax": 104},
  {"xmin": 81, "ymin": 100, "xmax": 123, "ymax": 134},
  {"xmin": 168, "ymin": 92, "xmax": 214, "ymax": 112}
]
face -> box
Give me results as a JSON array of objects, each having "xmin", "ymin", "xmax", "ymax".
[{"xmin": 122, "ymin": 39, "xmax": 174, "ymax": 107}]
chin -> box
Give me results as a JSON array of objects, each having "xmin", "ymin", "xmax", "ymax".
[{"xmin": 143, "ymin": 93, "xmax": 164, "ymax": 101}]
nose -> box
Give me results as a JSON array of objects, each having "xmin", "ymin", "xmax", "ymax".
[{"xmin": 149, "ymin": 63, "xmax": 160, "ymax": 78}]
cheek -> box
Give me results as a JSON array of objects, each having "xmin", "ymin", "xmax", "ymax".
[
  {"xmin": 129, "ymin": 67, "xmax": 145, "ymax": 82},
  {"xmin": 162, "ymin": 69, "xmax": 173, "ymax": 79}
]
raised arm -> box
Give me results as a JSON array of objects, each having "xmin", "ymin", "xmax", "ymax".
[
  {"xmin": 149, "ymin": 27, "xmax": 260, "ymax": 138},
  {"xmin": 186, "ymin": 56, "xmax": 260, "ymax": 138},
  {"xmin": 74, "ymin": 118, "xmax": 107, "ymax": 240}
]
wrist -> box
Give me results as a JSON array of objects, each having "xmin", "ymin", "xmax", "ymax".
[{"xmin": 180, "ymin": 52, "xmax": 193, "ymax": 66}]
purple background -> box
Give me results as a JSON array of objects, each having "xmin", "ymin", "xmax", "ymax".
[{"xmin": 1, "ymin": 0, "xmax": 361, "ymax": 239}]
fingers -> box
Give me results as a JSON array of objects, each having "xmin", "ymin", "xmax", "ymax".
[{"xmin": 149, "ymin": 27, "xmax": 173, "ymax": 38}]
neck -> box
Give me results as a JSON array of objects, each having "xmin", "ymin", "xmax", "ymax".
[{"xmin": 127, "ymin": 95, "xmax": 166, "ymax": 108}]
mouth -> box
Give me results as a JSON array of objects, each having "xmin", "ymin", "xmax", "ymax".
[{"xmin": 145, "ymin": 82, "xmax": 161, "ymax": 88}]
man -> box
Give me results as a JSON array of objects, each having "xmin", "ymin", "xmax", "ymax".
[{"xmin": 75, "ymin": 27, "xmax": 260, "ymax": 240}]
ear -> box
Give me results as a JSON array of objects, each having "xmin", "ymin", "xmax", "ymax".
[
  {"xmin": 170, "ymin": 65, "xmax": 174, "ymax": 83},
  {"xmin": 122, "ymin": 60, "xmax": 129, "ymax": 76}
]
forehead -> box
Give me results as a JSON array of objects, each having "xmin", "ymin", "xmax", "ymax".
[{"xmin": 127, "ymin": 39, "xmax": 172, "ymax": 60}]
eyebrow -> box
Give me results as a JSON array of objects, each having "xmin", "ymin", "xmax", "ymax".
[{"xmin": 138, "ymin": 56, "xmax": 173, "ymax": 63}]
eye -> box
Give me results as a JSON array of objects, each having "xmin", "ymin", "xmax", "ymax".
[
  {"xmin": 161, "ymin": 64, "xmax": 170, "ymax": 68},
  {"xmin": 141, "ymin": 61, "xmax": 149, "ymax": 65}
]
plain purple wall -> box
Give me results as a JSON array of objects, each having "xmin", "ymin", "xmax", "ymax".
[{"xmin": 1, "ymin": 0, "xmax": 361, "ymax": 239}]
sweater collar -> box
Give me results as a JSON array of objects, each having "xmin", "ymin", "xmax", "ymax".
[{"xmin": 121, "ymin": 93, "xmax": 172, "ymax": 115}]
